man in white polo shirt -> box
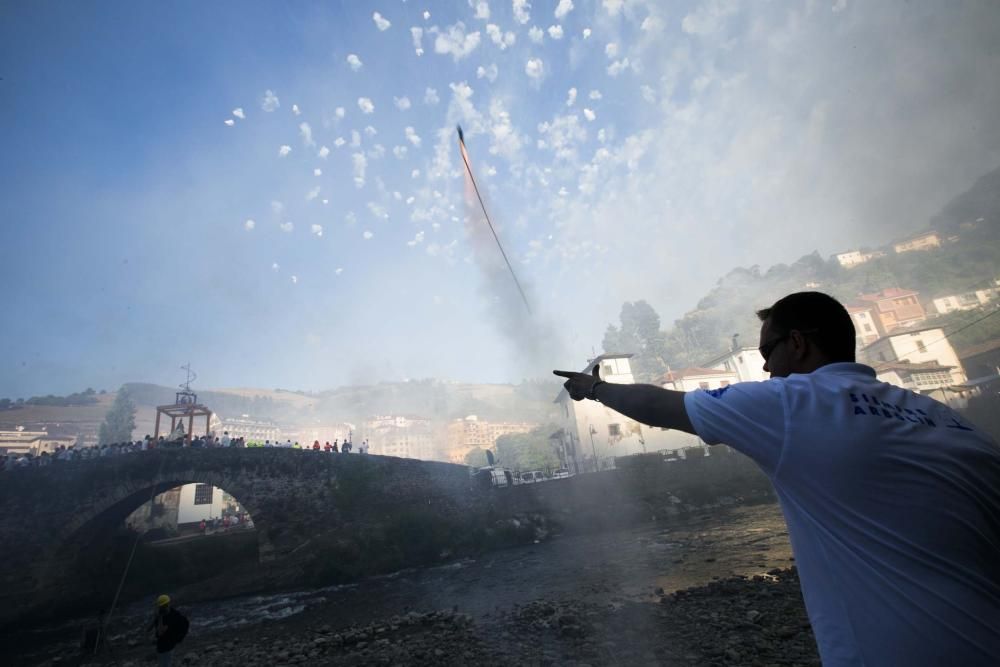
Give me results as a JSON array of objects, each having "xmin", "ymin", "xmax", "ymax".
[{"xmin": 555, "ymin": 291, "xmax": 1000, "ymax": 666}]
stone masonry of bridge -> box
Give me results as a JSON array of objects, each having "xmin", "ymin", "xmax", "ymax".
[
  {"xmin": 0, "ymin": 448, "xmax": 476, "ymax": 627},
  {"xmin": 0, "ymin": 446, "xmax": 772, "ymax": 628}
]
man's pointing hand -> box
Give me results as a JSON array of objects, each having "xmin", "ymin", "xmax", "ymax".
[{"xmin": 553, "ymin": 366, "xmax": 604, "ymax": 401}]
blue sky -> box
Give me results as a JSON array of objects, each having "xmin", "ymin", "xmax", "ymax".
[{"xmin": 2, "ymin": 0, "xmax": 999, "ymax": 396}]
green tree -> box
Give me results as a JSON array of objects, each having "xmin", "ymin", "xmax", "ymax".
[
  {"xmin": 98, "ymin": 387, "xmax": 136, "ymax": 444},
  {"xmin": 463, "ymin": 447, "xmax": 489, "ymax": 467},
  {"xmin": 495, "ymin": 425, "xmax": 561, "ymax": 472},
  {"xmin": 602, "ymin": 300, "xmax": 669, "ymax": 382}
]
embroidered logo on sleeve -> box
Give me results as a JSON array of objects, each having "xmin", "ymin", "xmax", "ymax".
[{"xmin": 706, "ymin": 386, "xmax": 731, "ymax": 399}]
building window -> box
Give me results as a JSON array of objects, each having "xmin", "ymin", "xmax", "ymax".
[
  {"xmin": 608, "ymin": 423, "xmax": 621, "ymax": 437},
  {"xmin": 603, "ymin": 363, "xmax": 615, "ymax": 377},
  {"xmin": 698, "ymin": 382, "xmax": 710, "ymax": 390},
  {"xmin": 193, "ymin": 484, "xmax": 214, "ymax": 505},
  {"xmin": 863, "ymin": 324, "xmax": 873, "ymax": 333},
  {"xmin": 916, "ymin": 340, "xmax": 926, "ymax": 353}
]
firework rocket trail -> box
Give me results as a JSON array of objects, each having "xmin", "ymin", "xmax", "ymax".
[{"xmin": 456, "ymin": 125, "xmax": 532, "ymax": 315}]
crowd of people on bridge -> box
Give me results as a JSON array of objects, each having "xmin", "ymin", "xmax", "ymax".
[{"xmin": 0, "ymin": 432, "xmax": 372, "ymax": 472}]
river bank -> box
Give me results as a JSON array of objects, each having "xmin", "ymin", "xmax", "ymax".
[{"xmin": 14, "ymin": 503, "xmax": 820, "ymax": 666}]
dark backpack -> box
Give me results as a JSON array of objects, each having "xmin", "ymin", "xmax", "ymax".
[{"xmin": 173, "ymin": 610, "xmax": 189, "ymax": 643}]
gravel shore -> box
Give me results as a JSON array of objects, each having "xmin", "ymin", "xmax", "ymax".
[{"xmin": 57, "ymin": 567, "xmax": 818, "ymax": 667}]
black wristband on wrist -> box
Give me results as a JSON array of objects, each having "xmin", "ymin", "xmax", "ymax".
[{"xmin": 588, "ymin": 380, "xmax": 607, "ymax": 401}]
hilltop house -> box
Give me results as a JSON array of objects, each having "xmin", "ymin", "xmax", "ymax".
[
  {"xmin": 858, "ymin": 287, "xmax": 926, "ymax": 332},
  {"xmin": 892, "ymin": 231, "xmax": 941, "ymax": 254},
  {"xmin": 931, "ymin": 286, "xmax": 998, "ymax": 315}
]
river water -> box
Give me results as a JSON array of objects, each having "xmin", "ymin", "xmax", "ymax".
[{"xmin": 12, "ymin": 502, "xmax": 791, "ymax": 665}]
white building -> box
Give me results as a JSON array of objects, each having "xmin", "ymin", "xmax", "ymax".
[
  {"xmin": 362, "ymin": 415, "xmax": 437, "ymax": 460},
  {"xmin": 834, "ymin": 249, "xmax": 885, "ymax": 268},
  {"xmin": 209, "ymin": 415, "xmax": 281, "ymax": 443},
  {"xmin": 847, "ymin": 304, "xmax": 884, "ymax": 349},
  {"xmin": 660, "ymin": 367, "xmax": 739, "ymax": 392},
  {"xmin": 0, "ymin": 429, "xmax": 76, "ymax": 455},
  {"xmin": 701, "ymin": 347, "xmax": 770, "ymax": 383},
  {"xmin": 835, "ymin": 250, "xmax": 865, "ymax": 268},
  {"xmin": 893, "ymin": 231, "xmax": 941, "ymax": 254},
  {"xmin": 931, "ymin": 288, "xmax": 997, "ymax": 315},
  {"xmin": 554, "ymin": 354, "xmax": 698, "ymax": 472},
  {"xmin": 860, "ymin": 327, "xmax": 967, "ymax": 401},
  {"xmin": 176, "ymin": 484, "xmax": 234, "ymax": 524}
]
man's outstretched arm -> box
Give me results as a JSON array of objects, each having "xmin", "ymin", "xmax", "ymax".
[{"xmin": 554, "ymin": 368, "xmax": 696, "ymax": 435}]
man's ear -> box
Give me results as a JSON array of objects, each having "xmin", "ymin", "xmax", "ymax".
[{"xmin": 791, "ymin": 330, "xmax": 810, "ymax": 359}]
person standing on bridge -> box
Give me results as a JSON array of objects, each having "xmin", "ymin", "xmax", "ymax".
[{"xmin": 554, "ymin": 291, "xmax": 1000, "ymax": 666}]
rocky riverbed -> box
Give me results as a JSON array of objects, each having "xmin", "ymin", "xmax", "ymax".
[{"xmin": 14, "ymin": 503, "xmax": 820, "ymax": 666}]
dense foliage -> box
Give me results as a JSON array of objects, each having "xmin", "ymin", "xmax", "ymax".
[
  {"xmin": 98, "ymin": 387, "xmax": 136, "ymax": 444},
  {"xmin": 0, "ymin": 388, "xmax": 101, "ymax": 410}
]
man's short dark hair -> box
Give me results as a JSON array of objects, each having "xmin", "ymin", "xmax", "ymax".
[{"xmin": 756, "ymin": 292, "xmax": 856, "ymax": 363}]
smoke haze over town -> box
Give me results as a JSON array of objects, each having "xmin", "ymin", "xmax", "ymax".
[{"xmin": 2, "ymin": 1, "xmax": 999, "ymax": 396}]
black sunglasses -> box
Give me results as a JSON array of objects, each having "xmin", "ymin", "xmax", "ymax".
[
  {"xmin": 759, "ymin": 328, "xmax": 819, "ymax": 361},
  {"xmin": 758, "ymin": 334, "xmax": 790, "ymax": 361}
]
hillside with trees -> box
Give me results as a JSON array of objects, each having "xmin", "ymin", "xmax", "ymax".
[{"xmin": 604, "ymin": 166, "xmax": 1000, "ymax": 380}]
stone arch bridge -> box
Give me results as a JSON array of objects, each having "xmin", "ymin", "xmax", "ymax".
[{"xmin": 0, "ymin": 448, "xmax": 477, "ymax": 627}]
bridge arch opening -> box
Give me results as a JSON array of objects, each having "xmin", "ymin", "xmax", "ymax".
[{"xmin": 41, "ymin": 478, "xmax": 271, "ymax": 618}]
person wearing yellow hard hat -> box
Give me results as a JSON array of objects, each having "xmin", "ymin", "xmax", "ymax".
[{"xmin": 149, "ymin": 594, "xmax": 189, "ymax": 666}]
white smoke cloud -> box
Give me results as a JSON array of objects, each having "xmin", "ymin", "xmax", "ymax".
[
  {"xmin": 232, "ymin": 108, "xmax": 245, "ymax": 119},
  {"xmin": 352, "ymin": 152, "xmax": 368, "ymax": 188},
  {"xmin": 405, "ymin": 126, "xmax": 422, "ymax": 147},
  {"xmin": 372, "ymin": 11, "xmax": 391, "ymax": 31},
  {"xmin": 411, "ymin": 27, "xmax": 425, "ymax": 55},
  {"xmin": 547, "ymin": 25, "xmax": 564, "ymax": 40},
  {"xmin": 260, "ymin": 89, "xmax": 280, "ymax": 112},
  {"xmin": 477, "ymin": 63, "xmax": 499, "ymax": 82},
  {"xmin": 244, "ymin": 219, "xmax": 255, "ymax": 230},
  {"xmin": 393, "ymin": 96, "xmax": 412, "ymax": 110},
  {"xmin": 554, "ymin": 0, "xmax": 573, "ymax": 19},
  {"xmin": 279, "ymin": 221, "xmax": 294, "ymax": 232},
  {"xmin": 525, "ymin": 57, "xmax": 544, "ymax": 80},
  {"xmin": 424, "ymin": 87, "xmax": 440, "ymax": 105},
  {"xmin": 310, "ymin": 223, "xmax": 323, "ymax": 237},
  {"xmin": 358, "ymin": 97, "xmax": 375, "ymax": 114},
  {"xmin": 433, "ymin": 22, "xmax": 481, "ymax": 61},
  {"xmin": 299, "ymin": 122, "xmax": 314, "ymax": 147},
  {"xmin": 278, "ymin": 145, "xmax": 291, "ymax": 157},
  {"xmin": 512, "ymin": 0, "xmax": 530, "ymax": 24},
  {"xmin": 347, "ymin": 54, "xmax": 363, "ymax": 71}
]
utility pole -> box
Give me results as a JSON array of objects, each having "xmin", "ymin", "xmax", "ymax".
[{"xmin": 589, "ymin": 424, "xmax": 598, "ymax": 472}]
